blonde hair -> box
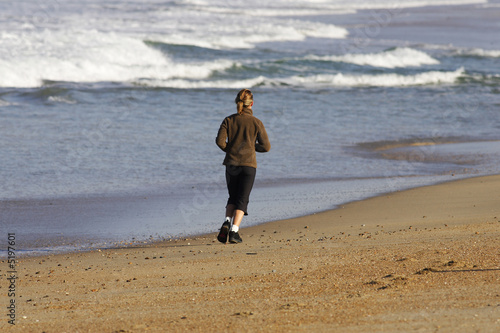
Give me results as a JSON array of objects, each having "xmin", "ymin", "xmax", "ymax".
[{"xmin": 235, "ymin": 89, "xmax": 253, "ymax": 115}]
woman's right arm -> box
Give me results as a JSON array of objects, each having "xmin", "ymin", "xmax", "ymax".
[{"xmin": 215, "ymin": 119, "xmax": 228, "ymax": 152}]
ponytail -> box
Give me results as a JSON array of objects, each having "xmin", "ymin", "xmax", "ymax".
[
  {"xmin": 236, "ymin": 100, "xmax": 244, "ymax": 115},
  {"xmin": 235, "ymin": 89, "xmax": 253, "ymax": 115}
]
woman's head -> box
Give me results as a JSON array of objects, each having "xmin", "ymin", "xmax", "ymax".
[{"xmin": 235, "ymin": 89, "xmax": 253, "ymax": 114}]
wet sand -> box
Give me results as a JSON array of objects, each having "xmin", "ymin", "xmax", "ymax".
[{"xmin": 1, "ymin": 175, "xmax": 499, "ymax": 332}]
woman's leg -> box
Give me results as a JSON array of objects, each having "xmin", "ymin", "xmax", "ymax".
[
  {"xmin": 232, "ymin": 209, "xmax": 245, "ymax": 227},
  {"xmin": 224, "ymin": 166, "xmax": 256, "ymax": 239},
  {"xmin": 230, "ymin": 167, "xmax": 255, "ymax": 236},
  {"xmin": 233, "ymin": 167, "xmax": 256, "ymax": 219},
  {"xmin": 225, "ymin": 204, "xmax": 236, "ymax": 221},
  {"xmin": 225, "ymin": 204, "xmax": 244, "ymax": 227}
]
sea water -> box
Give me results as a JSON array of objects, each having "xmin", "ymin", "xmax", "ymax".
[{"xmin": 1, "ymin": 0, "xmax": 499, "ymax": 255}]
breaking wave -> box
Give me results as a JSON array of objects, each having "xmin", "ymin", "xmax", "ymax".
[
  {"xmin": 136, "ymin": 68, "xmax": 466, "ymax": 88},
  {"xmin": 282, "ymin": 68, "xmax": 465, "ymax": 87},
  {"xmin": 304, "ymin": 47, "xmax": 440, "ymax": 68},
  {"xmin": 0, "ymin": 30, "xmax": 237, "ymax": 88},
  {"xmin": 453, "ymin": 48, "xmax": 500, "ymax": 58}
]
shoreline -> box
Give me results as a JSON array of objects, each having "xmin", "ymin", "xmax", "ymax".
[
  {"xmin": 0, "ymin": 171, "xmax": 495, "ymax": 258},
  {"xmin": 147, "ymin": 171, "xmax": 500, "ymax": 249},
  {"xmin": 1, "ymin": 174, "xmax": 499, "ymax": 331},
  {"xmin": 0, "ymin": 171, "xmax": 488, "ymax": 258}
]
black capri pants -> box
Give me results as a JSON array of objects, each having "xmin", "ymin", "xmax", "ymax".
[{"xmin": 225, "ymin": 165, "xmax": 256, "ymax": 215}]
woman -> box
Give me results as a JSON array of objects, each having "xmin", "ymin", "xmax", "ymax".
[{"xmin": 215, "ymin": 89, "xmax": 271, "ymax": 244}]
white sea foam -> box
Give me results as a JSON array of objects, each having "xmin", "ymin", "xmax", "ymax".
[
  {"xmin": 283, "ymin": 68, "xmax": 465, "ymax": 87},
  {"xmin": 0, "ymin": 0, "xmax": 349, "ymax": 88},
  {"xmin": 412, "ymin": 44, "xmax": 500, "ymax": 59},
  {"xmin": 455, "ymin": 48, "xmax": 500, "ymax": 58},
  {"xmin": 0, "ymin": 29, "xmax": 237, "ymax": 88},
  {"xmin": 305, "ymin": 48, "xmax": 440, "ymax": 68},
  {"xmin": 185, "ymin": 0, "xmax": 487, "ymax": 15},
  {"xmin": 146, "ymin": 17, "xmax": 347, "ymax": 50},
  {"xmin": 136, "ymin": 76, "xmax": 268, "ymax": 89},
  {"xmin": 136, "ymin": 68, "xmax": 465, "ymax": 89},
  {"xmin": 1, "ymin": 0, "xmax": 488, "ymax": 88}
]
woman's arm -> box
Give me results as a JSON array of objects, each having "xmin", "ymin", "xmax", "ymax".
[
  {"xmin": 255, "ymin": 123, "xmax": 271, "ymax": 153},
  {"xmin": 216, "ymin": 119, "xmax": 228, "ymax": 152}
]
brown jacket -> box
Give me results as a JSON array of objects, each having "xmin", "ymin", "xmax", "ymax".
[{"xmin": 216, "ymin": 107, "xmax": 271, "ymax": 168}]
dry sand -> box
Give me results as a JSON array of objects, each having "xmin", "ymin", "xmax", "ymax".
[{"xmin": 1, "ymin": 175, "xmax": 499, "ymax": 332}]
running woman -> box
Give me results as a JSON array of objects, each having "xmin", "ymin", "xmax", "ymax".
[{"xmin": 215, "ymin": 89, "xmax": 271, "ymax": 244}]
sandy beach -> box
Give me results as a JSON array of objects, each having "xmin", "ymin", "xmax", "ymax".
[{"xmin": 1, "ymin": 174, "xmax": 499, "ymax": 332}]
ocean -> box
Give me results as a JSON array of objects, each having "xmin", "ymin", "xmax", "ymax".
[{"xmin": 1, "ymin": 0, "xmax": 499, "ymax": 256}]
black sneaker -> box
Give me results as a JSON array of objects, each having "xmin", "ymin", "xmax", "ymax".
[
  {"xmin": 217, "ymin": 221, "xmax": 230, "ymax": 244},
  {"xmin": 228, "ymin": 231, "xmax": 243, "ymax": 244}
]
